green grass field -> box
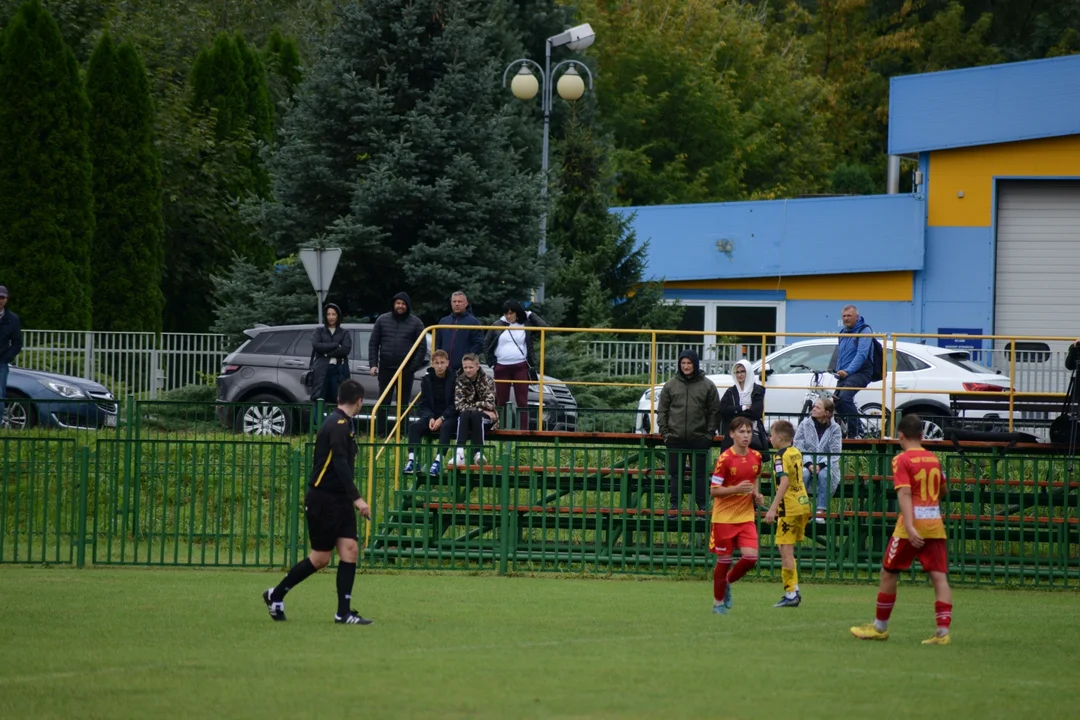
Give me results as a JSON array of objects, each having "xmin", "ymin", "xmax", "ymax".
[{"xmin": 1, "ymin": 568, "xmax": 1077, "ymax": 720}]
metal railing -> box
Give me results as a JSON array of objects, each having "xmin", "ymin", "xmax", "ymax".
[
  {"xmin": 17, "ymin": 330, "xmax": 230, "ymax": 397},
  {"xmin": 3, "ymin": 423, "xmax": 1077, "ymax": 585}
]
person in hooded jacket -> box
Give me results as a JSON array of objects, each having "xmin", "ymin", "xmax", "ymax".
[
  {"xmin": 309, "ymin": 303, "xmax": 352, "ymax": 404},
  {"xmin": 369, "ymin": 291, "xmax": 426, "ymax": 427},
  {"xmin": 657, "ymin": 349, "xmax": 721, "ymax": 514},
  {"xmin": 404, "ymin": 350, "xmax": 457, "ymax": 477},
  {"xmin": 718, "ymin": 359, "xmax": 767, "ymax": 453}
]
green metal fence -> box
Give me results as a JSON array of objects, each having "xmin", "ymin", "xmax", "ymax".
[{"xmin": 2, "ymin": 398, "xmax": 1078, "ymax": 585}]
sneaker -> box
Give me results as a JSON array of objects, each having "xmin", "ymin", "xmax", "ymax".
[
  {"xmin": 667, "ymin": 504, "xmax": 680, "ymax": 520},
  {"xmin": 403, "ymin": 459, "xmax": 416, "ymax": 474},
  {"xmin": 453, "ymin": 450, "xmax": 467, "ymax": 468},
  {"xmin": 473, "ymin": 452, "xmax": 487, "ymax": 465},
  {"xmin": 850, "ymin": 623, "xmax": 889, "ymax": 641},
  {"xmin": 428, "ymin": 459, "xmax": 442, "ymax": 477},
  {"xmin": 723, "ymin": 583, "xmax": 733, "ymax": 610},
  {"xmin": 712, "ymin": 602, "xmax": 728, "ymax": 615},
  {"xmin": 815, "ymin": 510, "xmax": 827, "ymax": 524},
  {"xmin": 262, "ymin": 588, "xmax": 286, "ymax": 622},
  {"xmin": 921, "ymin": 633, "xmax": 951, "ymax": 645},
  {"xmin": 334, "ymin": 610, "xmax": 374, "ymax": 625},
  {"xmin": 774, "ymin": 593, "xmax": 802, "ymax": 608}
]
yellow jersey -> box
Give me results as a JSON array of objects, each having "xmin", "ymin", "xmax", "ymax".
[{"xmin": 773, "ymin": 446, "xmax": 810, "ymax": 517}]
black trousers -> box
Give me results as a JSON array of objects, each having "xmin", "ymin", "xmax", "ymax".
[
  {"xmin": 456, "ymin": 410, "xmax": 493, "ymax": 453},
  {"xmin": 665, "ymin": 437, "xmax": 712, "ymax": 511},
  {"xmin": 407, "ymin": 416, "xmax": 456, "ymax": 457}
]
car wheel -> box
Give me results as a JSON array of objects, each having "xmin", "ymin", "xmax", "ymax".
[
  {"xmin": 901, "ymin": 406, "xmax": 949, "ymax": 441},
  {"xmin": 235, "ymin": 395, "xmax": 293, "ymax": 436},
  {"xmin": 2, "ymin": 394, "xmax": 36, "ymax": 430}
]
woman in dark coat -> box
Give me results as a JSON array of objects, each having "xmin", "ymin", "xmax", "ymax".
[
  {"xmin": 719, "ymin": 359, "xmax": 767, "ymax": 453},
  {"xmin": 309, "ymin": 303, "xmax": 352, "ymax": 403}
]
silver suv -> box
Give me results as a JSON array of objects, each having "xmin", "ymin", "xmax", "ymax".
[{"xmin": 216, "ymin": 323, "xmax": 578, "ymax": 435}]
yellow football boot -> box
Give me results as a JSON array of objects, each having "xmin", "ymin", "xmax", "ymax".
[
  {"xmin": 921, "ymin": 633, "xmax": 951, "ymax": 645},
  {"xmin": 850, "ymin": 623, "xmax": 889, "ymax": 641}
]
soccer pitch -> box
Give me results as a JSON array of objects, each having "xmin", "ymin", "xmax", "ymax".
[{"xmin": 1, "ymin": 568, "xmax": 1076, "ymax": 720}]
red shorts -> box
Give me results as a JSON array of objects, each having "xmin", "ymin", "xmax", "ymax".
[
  {"xmin": 882, "ymin": 536, "xmax": 949, "ymax": 574},
  {"xmin": 710, "ymin": 521, "xmax": 759, "ymax": 556}
]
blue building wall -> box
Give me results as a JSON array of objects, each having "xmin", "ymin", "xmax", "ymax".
[
  {"xmin": 889, "ymin": 55, "xmax": 1080, "ymax": 154},
  {"xmin": 784, "ymin": 301, "xmax": 917, "ymax": 339},
  {"xmin": 615, "ymin": 194, "xmax": 925, "ymax": 281}
]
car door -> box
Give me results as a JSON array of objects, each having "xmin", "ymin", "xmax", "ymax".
[
  {"xmin": 853, "ymin": 349, "xmax": 919, "ymax": 410},
  {"xmin": 753, "ymin": 342, "xmax": 837, "ymax": 417},
  {"xmin": 275, "ymin": 330, "xmax": 309, "ymax": 400}
]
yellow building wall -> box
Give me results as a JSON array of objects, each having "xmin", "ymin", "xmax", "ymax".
[
  {"xmin": 928, "ymin": 135, "xmax": 1080, "ymax": 227},
  {"xmin": 665, "ymin": 271, "xmax": 913, "ymax": 302}
]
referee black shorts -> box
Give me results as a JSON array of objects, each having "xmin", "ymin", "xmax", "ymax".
[{"xmin": 304, "ymin": 488, "xmax": 358, "ymax": 552}]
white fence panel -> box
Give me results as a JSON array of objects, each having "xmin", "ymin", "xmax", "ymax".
[{"xmin": 18, "ymin": 331, "xmax": 231, "ymax": 397}]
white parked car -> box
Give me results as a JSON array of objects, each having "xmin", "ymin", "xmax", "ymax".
[{"xmin": 634, "ymin": 338, "xmax": 1013, "ymax": 439}]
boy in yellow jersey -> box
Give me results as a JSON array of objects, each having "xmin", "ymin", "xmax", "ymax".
[
  {"xmin": 708, "ymin": 416, "xmax": 766, "ymax": 615},
  {"xmin": 851, "ymin": 413, "xmax": 953, "ymax": 644},
  {"xmin": 764, "ymin": 420, "xmax": 810, "ymax": 607}
]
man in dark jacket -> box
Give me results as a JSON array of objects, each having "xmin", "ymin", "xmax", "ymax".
[
  {"xmin": 309, "ymin": 303, "xmax": 352, "ymax": 403},
  {"xmin": 834, "ymin": 305, "xmax": 873, "ymax": 438},
  {"xmin": 657, "ymin": 349, "xmax": 720, "ymax": 514},
  {"xmin": 368, "ymin": 291, "xmax": 426, "ymax": 415},
  {"xmin": 435, "ymin": 291, "xmax": 484, "ymax": 372},
  {"xmin": 0, "ymin": 286, "xmax": 22, "ymax": 425},
  {"xmin": 404, "ymin": 349, "xmax": 457, "ymax": 477}
]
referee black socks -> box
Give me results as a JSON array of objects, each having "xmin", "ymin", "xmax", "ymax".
[
  {"xmin": 271, "ymin": 558, "xmax": 318, "ymax": 602},
  {"xmin": 336, "ymin": 561, "xmax": 357, "ymax": 617}
]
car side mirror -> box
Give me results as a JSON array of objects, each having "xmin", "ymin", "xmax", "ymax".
[{"xmin": 763, "ymin": 364, "xmax": 774, "ymax": 378}]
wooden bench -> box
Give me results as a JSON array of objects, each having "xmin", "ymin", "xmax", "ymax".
[{"xmin": 949, "ymin": 393, "xmax": 1065, "ymax": 432}]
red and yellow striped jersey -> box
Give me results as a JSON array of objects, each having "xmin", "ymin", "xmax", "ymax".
[
  {"xmin": 891, "ymin": 449, "xmax": 947, "ymax": 540},
  {"xmin": 710, "ymin": 447, "xmax": 761, "ymax": 524}
]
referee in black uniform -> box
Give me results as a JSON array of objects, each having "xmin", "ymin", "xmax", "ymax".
[{"xmin": 262, "ymin": 379, "xmax": 374, "ymax": 625}]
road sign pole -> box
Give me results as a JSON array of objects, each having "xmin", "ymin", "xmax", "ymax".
[{"xmin": 299, "ymin": 248, "xmax": 343, "ymax": 325}]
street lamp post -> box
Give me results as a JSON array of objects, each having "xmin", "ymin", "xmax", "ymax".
[{"xmin": 503, "ymin": 24, "xmax": 595, "ymax": 304}]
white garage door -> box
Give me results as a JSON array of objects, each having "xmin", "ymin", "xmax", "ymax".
[{"xmin": 994, "ymin": 181, "xmax": 1080, "ymax": 339}]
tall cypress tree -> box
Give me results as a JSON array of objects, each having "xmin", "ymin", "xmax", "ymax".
[
  {"xmin": 86, "ymin": 33, "xmax": 165, "ymax": 332},
  {"xmin": 0, "ymin": 0, "xmax": 94, "ymax": 330}
]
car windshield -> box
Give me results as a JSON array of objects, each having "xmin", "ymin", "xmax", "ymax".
[{"xmin": 940, "ymin": 351, "xmax": 990, "ymax": 375}]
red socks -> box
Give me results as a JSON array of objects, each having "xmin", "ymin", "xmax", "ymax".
[
  {"xmin": 713, "ymin": 557, "xmax": 732, "ymax": 603},
  {"xmin": 935, "ymin": 601, "xmax": 953, "ymax": 631},
  {"xmin": 876, "ymin": 592, "xmax": 896, "ymax": 623},
  {"xmin": 726, "ymin": 555, "xmax": 758, "ymax": 584}
]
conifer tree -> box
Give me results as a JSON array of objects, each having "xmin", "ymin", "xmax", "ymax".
[
  {"xmin": 86, "ymin": 34, "xmax": 165, "ymax": 331},
  {"xmin": 0, "ymin": 0, "xmax": 94, "ymax": 329}
]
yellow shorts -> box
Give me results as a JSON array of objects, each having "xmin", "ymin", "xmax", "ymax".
[{"xmin": 774, "ymin": 514, "xmax": 808, "ymax": 545}]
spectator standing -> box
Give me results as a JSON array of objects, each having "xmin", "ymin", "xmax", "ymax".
[
  {"xmin": 453, "ymin": 353, "xmax": 498, "ymax": 468},
  {"xmin": 308, "ymin": 303, "xmax": 351, "ymax": 405},
  {"xmin": 369, "ymin": 291, "xmax": 426, "ymax": 430},
  {"xmin": 435, "ymin": 291, "xmax": 484, "ymax": 372},
  {"xmin": 483, "ymin": 300, "xmax": 546, "ymax": 429},
  {"xmin": 834, "ymin": 305, "xmax": 874, "ymax": 437},
  {"xmin": 404, "ymin": 350, "xmax": 457, "ymax": 477},
  {"xmin": 1066, "ymin": 339, "xmax": 1080, "ymax": 406},
  {"xmin": 0, "ymin": 286, "xmax": 22, "ymax": 425},
  {"xmin": 657, "ymin": 349, "xmax": 721, "ymax": 515},
  {"xmin": 793, "ymin": 398, "xmax": 844, "ymax": 524},
  {"xmin": 718, "ymin": 359, "xmax": 767, "ymax": 453}
]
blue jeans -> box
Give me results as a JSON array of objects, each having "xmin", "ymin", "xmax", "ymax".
[
  {"xmin": 0, "ymin": 362, "xmax": 8, "ymax": 423},
  {"xmin": 834, "ymin": 369, "xmax": 871, "ymax": 437},
  {"xmin": 803, "ymin": 466, "xmax": 840, "ymax": 512}
]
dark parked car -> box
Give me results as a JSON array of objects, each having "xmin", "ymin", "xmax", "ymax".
[
  {"xmin": 2, "ymin": 366, "xmax": 118, "ymax": 430},
  {"xmin": 216, "ymin": 323, "xmax": 577, "ymax": 436}
]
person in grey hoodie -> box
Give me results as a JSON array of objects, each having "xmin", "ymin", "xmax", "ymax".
[
  {"xmin": 793, "ymin": 396, "xmax": 844, "ymax": 524},
  {"xmin": 657, "ymin": 349, "xmax": 720, "ymax": 514},
  {"xmin": 369, "ymin": 291, "xmax": 426, "ymax": 406}
]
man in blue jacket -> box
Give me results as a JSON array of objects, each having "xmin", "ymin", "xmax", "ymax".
[
  {"xmin": 435, "ymin": 291, "xmax": 484, "ymax": 372},
  {"xmin": 834, "ymin": 305, "xmax": 873, "ymax": 437}
]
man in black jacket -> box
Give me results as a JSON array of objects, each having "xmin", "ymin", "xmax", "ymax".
[
  {"xmin": 369, "ymin": 291, "xmax": 425, "ymax": 433},
  {"xmin": 435, "ymin": 290, "xmax": 484, "ymax": 372},
  {"xmin": 404, "ymin": 349, "xmax": 457, "ymax": 476},
  {"xmin": 0, "ymin": 286, "xmax": 22, "ymax": 425},
  {"xmin": 262, "ymin": 379, "xmax": 373, "ymax": 625}
]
